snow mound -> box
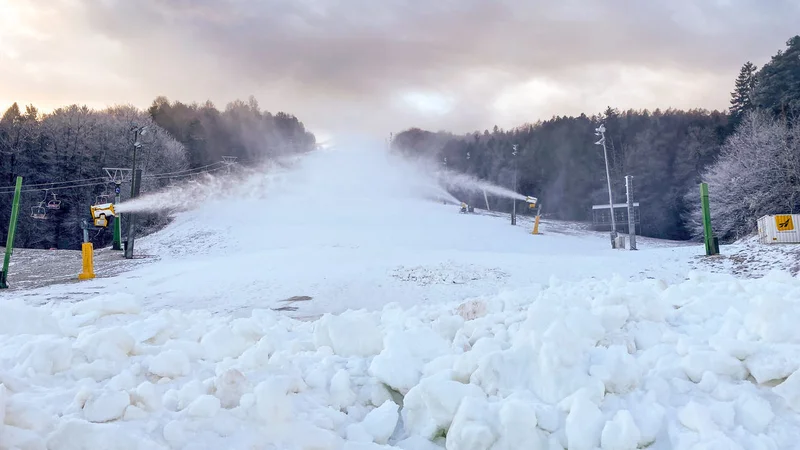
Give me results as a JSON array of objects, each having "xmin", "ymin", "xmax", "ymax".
[{"xmin": 2, "ymin": 272, "xmax": 800, "ymax": 448}]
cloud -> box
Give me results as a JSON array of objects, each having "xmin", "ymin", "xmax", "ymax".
[{"xmin": 1, "ymin": 0, "xmax": 798, "ymax": 135}]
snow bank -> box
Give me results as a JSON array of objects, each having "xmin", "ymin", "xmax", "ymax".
[{"xmin": 2, "ymin": 272, "xmax": 800, "ymax": 449}]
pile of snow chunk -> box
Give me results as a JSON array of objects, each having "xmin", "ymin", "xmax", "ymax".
[{"xmin": 2, "ymin": 271, "xmax": 800, "ymax": 449}]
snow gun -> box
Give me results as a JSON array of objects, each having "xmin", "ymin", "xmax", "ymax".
[
  {"xmin": 90, "ymin": 203, "xmax": 116, "ymax": 228},
  {"xmin": 525, "ymin": 196, "xmax": 538, "ymax": 208}
]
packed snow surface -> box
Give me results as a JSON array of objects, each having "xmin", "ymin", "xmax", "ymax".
[
  {"xmin": 4, "ymin": 143, "xmax": 800, "ymax": 448},
  {"xmin": 2, "ymin": 272, "xmax": 800, "ymax": 449}
]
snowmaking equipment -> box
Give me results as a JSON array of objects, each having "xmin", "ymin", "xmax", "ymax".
[
  {"xmin": 79, "ymin": 202, "xmax": 116, "ymax": 281},
  {"xmin": 458, "ymin": 202, "xmax": 475, "ymax": 214},
  {"xmin": 525, "ymin": 196, "xmax": 542, "ymax": 235},
  {"xmin": 90, "ymin": 202, "xmax": 116, "ymax": 228}
]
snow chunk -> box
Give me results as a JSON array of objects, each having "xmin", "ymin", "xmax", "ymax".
[
  {"xmin": 565, "ymin": 395, "xmax": 604, "ymax": 450},
  {"xmin": 162, "ymin": 420, "xmax": 186, "ymax": 448},
  {"xmin": 330, "ymin": 369, "xmax": 357, "ymax": 410},
  {"xmin": 456, "ymin": 300, "xmax": 487, "ymax": 321},
  {"xmin": 735, "ymin": 392, "xmax": 774, "ymax": 434},
  {"xmin": 774, "ymin": 368, "xmax": 800, "ymax": 411},
  {"xmin": 0, "ymin": 383, "xmax": 6, "ymax": 426},
  {"xmin": 397, "ymin": 435, "xmax": 442, "ymax": 450},
  {"xmin": 75, "ymin": 327, "xmax": 136, "ymax": 362},
  {"xmin": 16, "ymin": 337, "xmax": 72, "ymax": 375},
  {"xmin": 678, "ymin": 401, "xmax": 717, "ymax": 434},
  {"xmin": 314, "ymin": 311, "xmax": 384, "ymax": 357},
  {"xmin": 71, "ymin": 293, "xmax": 141, "ymax": 317},
  {"xmin": 148, "ymin": 349, "xmax": 191, "ymax": 378},
  {"xmin": 186, "ymin": 395, "xmax": 221, "ymax": 418},
  {"xmin": 200, "ymin": 326, "xmax": 251, "ymax": 361},
  {"xmin": 495, "ymin": 399, "xmax": 547, "ymax": 449},
  {"xmin": 214, "ymin": 368, "xmax": 249, "ymax": 408},
  {"xmin": 0, "ymin": 301, "xmax": 60, "ymax": 335},
  {"xmin": 745, "ymin": 345, "xmax": 800, "ymax": 384},
  {"xmin": 133, "ymin": 381, "xmax": 160, "ymax": 411},
  {"xmin": 446, "ymin": 397, "xmax": 496, "ymax": 450},
  {"xmin": 2, "ymin": 424, "xmax": 47, "ymax": 450},
  {"xmin": 601, "ymin": 410, "xmax": 641, "ymax": 450},
  {"xmin": 255, "ymin": 379, "xmax": 292, "ymax": 423},
  {"xmin": 589, "ymin": 345, "xmax": 640, "ymax": 394},
  {"xmin": 82, "ymin": 390, "xmax": 131, "ymax": 423},
  {"xmin": 123, "ymin": 405, "xmax": 148, "ymax": 421},
  {"xmin": 681, "ymin": 350, "xmax": 747, "ymax": 383},
  {"xmin": 370, "ymin": 328, "xmax": 451, "ymax": 393},
  {"xmin": 403, "ymin": 375, "xmax": 486, "ymax": 438},
  {"xmin": 359, "ymin": 400, "xmax": 399, "ymax": 444},
  {"xmin": 237, "ymin": 336, "xmax": 275, "ymax": 370}
]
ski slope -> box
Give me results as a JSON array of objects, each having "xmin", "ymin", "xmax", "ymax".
[
  {"xmin": 16, "ymin": 146, "xmax": 699, "ymax": 317},
  {"xmin": 2, "ymin": 144, "xmax": 800, "ymax": 449}
]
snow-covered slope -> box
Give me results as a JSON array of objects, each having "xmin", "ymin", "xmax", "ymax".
[
  {"xmin": 3, "ymin": 144, "xmax": 800, "ymax": 449},
  {"xmin": 19, "ymin": 146, "xmax": 702, "ymax": 317}
]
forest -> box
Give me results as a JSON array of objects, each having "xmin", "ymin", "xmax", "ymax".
[
  {"xmin": 392, "ymin": 36, "xmax": 800, "ymax": 241},
  {"xmin": 0, "ymin": 97, "xmax": 316, "ymax": 250}
]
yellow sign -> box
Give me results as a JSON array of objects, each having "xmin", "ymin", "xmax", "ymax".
[{"xmin": 775, "ymin": 215, "xmax": 794, "ymax": 232}]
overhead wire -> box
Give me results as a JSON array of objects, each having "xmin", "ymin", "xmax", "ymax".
[
  {"xmin": 143, "ymin": 161, "xmax": 226, "ymax": 178},
  {"xmin": 0, "ymin": 160, "xmax": 232, "ymax": 194},
  {"xmin": 0, "ymin": 176, "xmax": 107, "ymax": 190}
]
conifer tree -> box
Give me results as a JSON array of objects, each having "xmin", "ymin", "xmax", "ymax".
[{"xmin": 730, "ymin": 62, "xmax": 758, "ymax": 121}]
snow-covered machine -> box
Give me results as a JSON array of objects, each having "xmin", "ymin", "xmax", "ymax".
[
  {"xmin": 90, "ymin": 203, "xmax": 116, "ymax": 228},
  {"xmin": 526, "ymin": 196, "xmax": 538, "ymax": 209}
]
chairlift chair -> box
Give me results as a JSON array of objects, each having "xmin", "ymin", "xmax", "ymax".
[
  {"xmin": 46, "ymin": 193, "xmax": 61, "ymax": 210},
  {"xmin": 95, "ymin": 193, "xmax": 111, "ymax": 205},
  {"xmin": 31, "ymin": 203, "xmax": 47, "ymax": 220}
]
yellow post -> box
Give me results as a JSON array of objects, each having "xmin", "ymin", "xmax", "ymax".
[
  {"xmin": 78, "ymin": 242, "xmax": 95, "ymax": 280},
  {"xmin": 532, "ymin": 215, "xmax": 541, "ymax": 235}
]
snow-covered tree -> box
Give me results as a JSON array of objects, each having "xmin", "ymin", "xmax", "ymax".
[{"xmin": 687, "ymin": 111, "xmax": 800, "ymax": 241}]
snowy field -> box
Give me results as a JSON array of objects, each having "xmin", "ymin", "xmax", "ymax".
[{"xmin": 2, "ymin": 145, "xmax": 800, "ymax": 449}]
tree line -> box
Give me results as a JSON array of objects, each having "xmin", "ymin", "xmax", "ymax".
[
  {"xmin": 393, "ymin": 35, "xmax": 800, "ymax": 242},
  {"xmin": 0, "ymin": 98, "xmax": 316, "ymax": 250}
]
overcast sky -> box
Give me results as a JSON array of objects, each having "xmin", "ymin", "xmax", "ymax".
[{"xmin": 1, "ymin": 0, "xmax": 798, "ymax": 139}]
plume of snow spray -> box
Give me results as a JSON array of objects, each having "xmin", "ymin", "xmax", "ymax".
[
  {"xmin": 115, "ymin": 147, "xmax": 464, "ymax": 215},
  {"xmin": 115, "ymin": 161, "xmax": 292, "ymax": 214},
  {"xmin": 436, "ymin": 169, "xmax": 526, "ymax": 201}
]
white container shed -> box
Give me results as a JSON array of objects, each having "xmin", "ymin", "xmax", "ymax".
[{"xmin": 757, "ymin": 214, "xmax": 800, "ymax": 244}]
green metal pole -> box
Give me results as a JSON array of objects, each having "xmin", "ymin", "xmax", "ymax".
[
  {"xmin": 1, "ymin": 176, "xmax": 23, "ymax": 289},
  {"xmin": 700, "ymin": 182, "xmax": 716, "ymax": 256},
  {"xmin": 112, "ymin": 183, "xmax": 122, "ymax": 250}
]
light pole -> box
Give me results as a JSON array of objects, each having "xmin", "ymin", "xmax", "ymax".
[
  {"xmin": 511, "ymin": 144, "xmax": 518, "ymax": 225},
  {"xmin": 595, "ymin": 124, "xmax": 617, "ymax": 247},
  {"xmin": 442, "ymin": 156, "xmax": 447, "ymax": 205},
  {"xmin": 124, "ymin": 125, "xmax": 147, "ymax": 259}
]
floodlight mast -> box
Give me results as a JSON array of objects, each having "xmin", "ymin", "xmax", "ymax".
[
  {"xmin": 595, "ymin": 124, "xmax": 617, "ymax": 247},
  {"xmin": 511, "ymin": 144, "xmax": 518, "ymax": 226},
  {"xmin": 125, "ymin": 125, "xmax": 147, "ymax": 259}
]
